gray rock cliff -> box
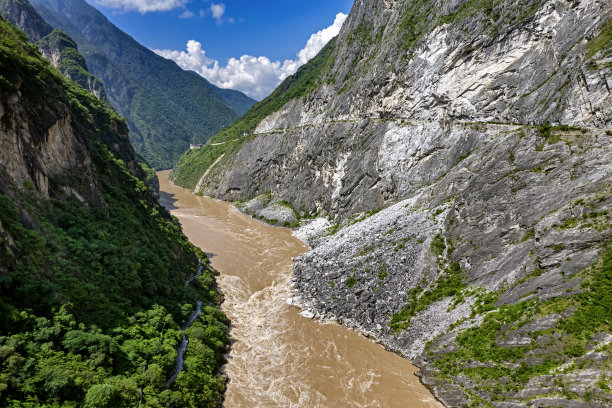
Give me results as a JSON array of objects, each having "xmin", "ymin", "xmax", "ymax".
[{"xmin": 177, "ymin": 0, "xmax": 612, "ymax": 406}]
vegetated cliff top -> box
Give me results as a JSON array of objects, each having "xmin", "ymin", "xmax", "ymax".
[
  {"xmin": 37, "ymin": 28, "xmax": 108, "ymax": 100},
  {"xmin": 0, "ymin": 19, "xmax": 229, "ymax": 407},
  {"xmin": 28, "ymin": 0, "xmax": 256, "ymax": 170},
  {"xmin": 0, "ymin": 0, "xmax": 108, "ymax": 99}
]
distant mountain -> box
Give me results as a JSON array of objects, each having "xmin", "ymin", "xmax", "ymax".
[
  {"xmin": 29, "ymin": 0, "xmax": 255, "ymax": 169},
  {"xmin": 0, "ymin": 0, "xmax": 51, "ymax": 41}
]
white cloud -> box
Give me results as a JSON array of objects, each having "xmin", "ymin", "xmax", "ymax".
[
  {"xmin": 178, "ymin": 9, "xmax": 194, "ymax": 18},
  {"xmin": 93, "ymin": 0, "xmax": 188, "ymax": 12},
  {"xmin": 210, "ymin": 2, "xmax": 225, "ymax": 23},
  {"xmin": 153, "ymin": 12, "xmax": 347, "ymax": 100}
]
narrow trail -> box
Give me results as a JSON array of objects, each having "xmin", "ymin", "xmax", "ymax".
[{"xmin": 166, "ymin": 260, "xmax": 205, "ymax": 389}]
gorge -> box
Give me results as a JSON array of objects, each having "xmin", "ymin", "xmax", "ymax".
[
  {"xmin": 1, "ymin": 0, "xmax": 611, "ymax": 406},
  {"xmin": 172, "ymin": 0, "xmax": 612, "ymax": 406},
  {"xmin": 158, "ymin": 170, "xmax": 443, "ymax": 408}
]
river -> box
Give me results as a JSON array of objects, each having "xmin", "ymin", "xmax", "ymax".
[{"xmin": 158, "ymin": 170, "xmax": 442, "ymax": 408}]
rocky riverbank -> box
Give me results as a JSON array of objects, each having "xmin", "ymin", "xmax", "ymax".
[{"xmin": 286, "ymin": 124, "xmax": 612, "ymax": 406}]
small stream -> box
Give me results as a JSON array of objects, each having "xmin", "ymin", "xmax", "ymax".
[{"xmin": 165, "ymin": 260, "xmax": 204, "ymax": 389}]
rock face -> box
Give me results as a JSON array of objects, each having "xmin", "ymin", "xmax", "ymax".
[
  {"xmin": 37, "ymin": 29, "xmax": 108, "ymax": 101},
  {"xmin": 181, "ymin": 0, "xmax": 612, "ymax": 406},
  {"xmin": 0, "ymin": 39, "xmax": 140, "ymax": 205},
  {"xmin": 198, "ymin": 0, "xmax": 611, "ymax": 217},
  {"xmin": 0, "ymin": 0, "xmax": 51, "ymax": 41}
]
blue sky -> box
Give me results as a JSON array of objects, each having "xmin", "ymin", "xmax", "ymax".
[{"xmin": 88, "ymin": 0, "xmax": 354, "ymax": 99}]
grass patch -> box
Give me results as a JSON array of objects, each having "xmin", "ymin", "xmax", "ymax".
[
  {"xmin": 431, "ymin": 233, "xmax": 446, "ymax": 256},
  {"xmin": 170, "ymin": 142, "xmax": 235, "ymax": 190},
  {"xmin": 586, "ymin": 18, "xmax": 612, "ymax": 60},
  {"xmin": 390, "ymin": 261, "xmax": 465, "ymax": 332}
]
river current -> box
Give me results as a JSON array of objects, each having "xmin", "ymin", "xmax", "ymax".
[{"xmin": 158, "ymin": 171, "xmax": 442, "ymax": 408}]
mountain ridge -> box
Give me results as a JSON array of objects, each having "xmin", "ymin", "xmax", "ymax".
[
  {"xmin": 0, "ymin": 0, "xmax": 107, "ymax": 101},
  {"xmin": 29, "ymin": 0, "xmax": 255, "ymax": 169}
]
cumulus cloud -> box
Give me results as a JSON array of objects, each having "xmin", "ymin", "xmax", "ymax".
[
  {"xmin": 178, "ymin": 10, "xmax": 194, "ymax": 18},
  {"xmin": 93, "ymin": 0, "xmax": 188, "ymax": 13},
  {"xmin": 154, "ymin": 12, "xmax": 347, "ymax": 100},
  {"xmin": 210, "ymin": 2, "xmax": 225, "ymax": 23}
]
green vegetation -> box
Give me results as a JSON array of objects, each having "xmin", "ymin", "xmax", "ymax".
[
  {"xmin": 398, "ymin": 0, "xmax": 543, "ymax": 54},
  {"xmin": 377, "ymin": 265, "xmax": 388, "ymax": 280},
  {"xmin": 536, "ymin": 123, "xmax": 584, "ymax": 145},
  {"xmin": 171, "ymin": 38, "xmax": 337, "ymax": 190},
  {"xmin": 346, "ymin": 276, "xmax": 358, "ymax": 288},
  {"xmin": 398, "ymin": 0, "xmax": 438, "ymax": 52},
  {"xmin": 428, "ymin": 239, "xmax": 612, "ymax": 404},
  {"xmin": 521, "ymin": 227, "xmax": 536, "ymax": 242},
  {"xmin": 171, "ymin": 142, "xmax": 236, "ymax": 191},
  {"xmin": 558, "ymin": 210, "xmax": 610, "ymax": 232},
  {"xmin": 586, "ymin": 18, "xmax": 612, "ymax": 60},
  {"xmin": 0, "ymin": 19, "xmax": 228, "ymax": 407},
  {"xmin": 390, "ymin": 261, "xmax": 465, "ymax": 332},
  {"xmin": 346, "ymin": 22, "xmax": 383, "ymax": 46},
  {"xmin": 431, "ymin": 233, "xmax": 446, "ymax": 256},
  {"xmin": 208, "ymin": 37, "xmax": 336, "ymax": 146},
  {"xmin": 349, "ymin": 208, "xmax": 382, "ymax": 225},
  {"xmin": 36, "ymin": 29, "xmax": 105, "ymax": 99},
  {"xmin": 30, "ymin": 0, "xmax": 255, "ymax": 169}
]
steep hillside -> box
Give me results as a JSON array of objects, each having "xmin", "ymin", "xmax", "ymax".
[
  {"xmin": 0, "ymin": 19, "xmax": 228, "ymax": 407},
  {"xmin": 28, "ymin": 0, "xmax": 255, "ymax": 170},
  {"xmin": 172, "ymin": 0, "xmax": 612, "ymax": 406},
  {"xmin": 0, "ymin": 0, "xmax": 107, "ymax": 100},
  {"xmin": 170, "ymin": 38, "xmax": 338, "ymax": 190},
  {"xmin": 37, "ymin": 29, "xmax": 107, "ymax": 100}
]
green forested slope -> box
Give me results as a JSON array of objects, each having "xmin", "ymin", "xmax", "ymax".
[
  {"xmin": 37, "ymin": 28, "xmax": 107, "ymax": 100},
  {"xmin": 0, "ymin": 19, "xmax": 228, "ymax": 407},
  {"xmin": 170, "ymin": 38, "xmax": 337, "ymax": 190},
  {"xmin": 29, "ymin": 0, "xmax": 255, "ymax": 170}
]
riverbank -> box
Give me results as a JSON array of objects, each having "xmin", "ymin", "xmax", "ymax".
[{"xmin": 158, "ymin": 170, "xmax": 443, "ymax": 408}]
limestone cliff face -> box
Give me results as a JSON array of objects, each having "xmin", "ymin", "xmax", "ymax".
[
  {"xmin": 189, "ymin": 0, "xmax": 612, "ymax": 407},
  {"xmin": 199, "ymin": 0, "xmax": 611, "ymax": 219}
]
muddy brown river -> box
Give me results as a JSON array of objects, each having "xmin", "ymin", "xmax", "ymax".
[{"xmin": 158, "ymin": 171, "xmax": 443, "ymax": 408}]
